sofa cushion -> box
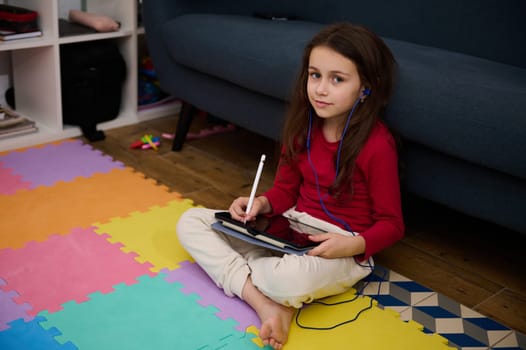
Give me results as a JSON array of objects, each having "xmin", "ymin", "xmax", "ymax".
[
  {"xmin": 163, "ymin": 13, "xmax": 526, "ymax": 180},
  {"xmin": 162, "ymin": 14, "xmax": 322, "ymax": 101},
  {"xmin": 385, "ymin": 39, "xmax": 526, "ymax": 180}
]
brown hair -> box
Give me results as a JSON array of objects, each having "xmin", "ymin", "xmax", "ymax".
[{"xmin": 281, "ymin": 22, "xmax": 397, "ymax": 195}]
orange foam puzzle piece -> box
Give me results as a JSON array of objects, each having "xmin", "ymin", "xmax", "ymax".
[{"xmin": 0, "ymin": 167, "xmax": 182, "ymax": 249}]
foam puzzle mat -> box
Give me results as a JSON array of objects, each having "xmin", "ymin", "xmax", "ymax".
[{"xmin": 1, "ymin": 139, "xmax": 524, "ymax": 349}]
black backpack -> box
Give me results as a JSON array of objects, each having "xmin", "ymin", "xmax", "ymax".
[{"xmin": 60, "ymin": 39, "xmax": 126, "ymax": 141}]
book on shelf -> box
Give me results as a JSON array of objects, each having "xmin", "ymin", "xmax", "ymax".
[
  {"xmin": 0, "ymin": 4, "xmax": 40, "ymax": 41},
  {"xmin": 0, "ymin": 29, "xmax": 42, "ymax": 41},
  {"xmin": 0, "ymin": 106, "xmax": 38, "ymax": 139}
]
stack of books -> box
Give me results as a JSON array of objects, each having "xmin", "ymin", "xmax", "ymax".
[
  {"xmin": 0, "ymin": 29, "xmax": 42, "ymax": 41},
  {"xmin": 0, "ymin": 106, "xmax": 38, "ymax": 139},
  {"xmin": 0, "ymin": 4, "xmax": 42, "ymax": 41}
]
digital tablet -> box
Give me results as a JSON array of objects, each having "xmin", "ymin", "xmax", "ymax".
[{"xmin": 214, "ymin": 211, "xmax": 326, "ymax": 251}]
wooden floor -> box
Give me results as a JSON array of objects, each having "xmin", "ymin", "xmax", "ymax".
[{"xmin": 83, "ymin": 113, "xmax": 526, "ymax": 335}]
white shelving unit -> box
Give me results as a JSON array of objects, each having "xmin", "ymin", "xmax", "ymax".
[{"xmin": 0, "ymin": 0, "xmax": 180, "ymax": 151}]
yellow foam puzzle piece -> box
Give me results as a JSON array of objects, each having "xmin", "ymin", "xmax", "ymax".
[
  {"xmin": 94, "ymin": 199, "xmax": 199, "ymax": 271},
  {"xmin": 277, "ymin": 290, "xmax": 454, "ymax": 349}
]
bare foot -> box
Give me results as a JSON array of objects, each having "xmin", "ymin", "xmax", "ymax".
[
  {"xmin": 258, "ymin": 300, "xmax": 295, "ymax": 349},
  {"xmin": 242, "ymin": 277, "xmax": 295, "ymax": 349}
]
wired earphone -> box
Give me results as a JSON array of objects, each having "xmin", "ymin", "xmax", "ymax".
[
  {"xmin": 295, "ymin": 87, "xmax": 382, "ymax": 330},
  {"xmin": 306, "ymin": 87, "xmax": 373, "ymax": 269}
]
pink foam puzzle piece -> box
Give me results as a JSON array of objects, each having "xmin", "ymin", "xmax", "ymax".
[
  {"xmin": 0, "ymin": 227, "xmax": 154, "ymax": 315},
  {"xmin": 0, "ymin": 140, "xmax": 124, "ymax": 188},
  {"xmin": 0, "ymin": 279, "xmax": 33, "ymax": 330},
  {"xmin": 163, "ymin": 261, "xmax": 260, "ymax": 331},
  {"xmin": 0, "ymin": 163, "xmax": 31, "ymax": 194}
]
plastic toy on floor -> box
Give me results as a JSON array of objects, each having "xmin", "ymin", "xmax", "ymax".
[{"xmin": 130, "ymin": 135, "xmax": 161, "ymax": 150}]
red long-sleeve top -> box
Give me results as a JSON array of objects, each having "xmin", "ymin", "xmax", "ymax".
[{"xmin": 264, "ymin": 121, "xmax": 404, "ymax": 259}]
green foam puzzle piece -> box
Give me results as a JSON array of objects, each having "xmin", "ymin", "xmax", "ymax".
[{"xmin": 38, "ymin": 274, "xmax": 260, "ymax": 350}]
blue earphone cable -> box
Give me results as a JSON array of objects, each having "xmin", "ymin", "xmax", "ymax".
[
  {"xmin": 307, "ymin": 103, "xmax": 373, "ymax": 270},
  {"xmin": 299, "ymin": 101, "xmax": 380, "ymax": 330}
]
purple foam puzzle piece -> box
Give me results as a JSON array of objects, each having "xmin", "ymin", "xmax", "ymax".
[
  {"xmin": 163, "ymin": 261, "xmax": 260, "ymax": 331},
  {"xmin": 0, "ymin": 278, "xmax": 33, "ymax": 330},
  {"xmin": 0, "ymin": 140, "xmax": 124, "ymax": 188}
]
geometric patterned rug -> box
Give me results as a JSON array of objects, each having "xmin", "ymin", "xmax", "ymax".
[{"xmin": 0, "ymin": 139, "xmax": 523, "ymax": 350}]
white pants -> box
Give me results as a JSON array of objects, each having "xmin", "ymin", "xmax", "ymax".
[{"xmin": 176, "ymin": 207, "xmax": 373, "ymax": 308}]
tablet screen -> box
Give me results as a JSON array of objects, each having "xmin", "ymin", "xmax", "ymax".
[
  {"xmin": 214, "ymin": 212, "xmax": 325, "ymax": 249},
  {"xmin": 250, "ymin": 215, "xmax": 325, "ymax": 249}
]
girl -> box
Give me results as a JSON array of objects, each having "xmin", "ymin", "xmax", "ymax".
[{"xmin": 176, "ymin": 22, "xmax": 404, "ymax": 349}]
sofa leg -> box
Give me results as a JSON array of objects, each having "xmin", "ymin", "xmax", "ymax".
[{"xmin": 172, "ymin": 101, "xmax": 196, "ymax": 151}]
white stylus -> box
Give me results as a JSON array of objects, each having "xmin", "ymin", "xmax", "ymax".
[{"xmin": 245, "ymin": 154, "xmax": 266, "ymax": 222}]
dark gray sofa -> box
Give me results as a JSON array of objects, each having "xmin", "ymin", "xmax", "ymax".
[{"xmin": 143, "ymin": 0, "xmax": 526, "ymax": 234}]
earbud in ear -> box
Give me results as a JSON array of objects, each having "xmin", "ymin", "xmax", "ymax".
[{"xmin": 359, "ymin": 88, "xmax": 371, "ymax": 102}]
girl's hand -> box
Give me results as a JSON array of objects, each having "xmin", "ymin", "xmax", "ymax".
[
  {"xmin": 229, "ymin": 196, "xmax": 271, "ymax": 222},
  {"xmin": 307, "ymin": 233, "xmax": 365, "ymax": 259},
  {"xmin": 228, "ymin": 196, "xmax": 249, "ymax": 221}
]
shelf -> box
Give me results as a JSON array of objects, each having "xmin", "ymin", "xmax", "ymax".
[
  {"xmin": 0, "ymin": 37, "xmax": 54, "ymax": 51},
  {"xmin": 0, "ymin": 121, "xmax": 78, "ymax": 152},
  {"xmin": 0, "ymin": 0, "xmax": 178, "ymax": 152},
  {"xmin": 58, "ymin": 28, "xmax": 134, "ymax": 44}
]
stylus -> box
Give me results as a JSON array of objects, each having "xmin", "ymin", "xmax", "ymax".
[{"xmin": 245, "ymin": 154, "xmax": 266, "ymax": 222}]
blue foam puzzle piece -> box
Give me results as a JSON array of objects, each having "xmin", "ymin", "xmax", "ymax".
[{"xmin": 0, "ymin": 316, "xmax": 77, "ymax": 350}]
